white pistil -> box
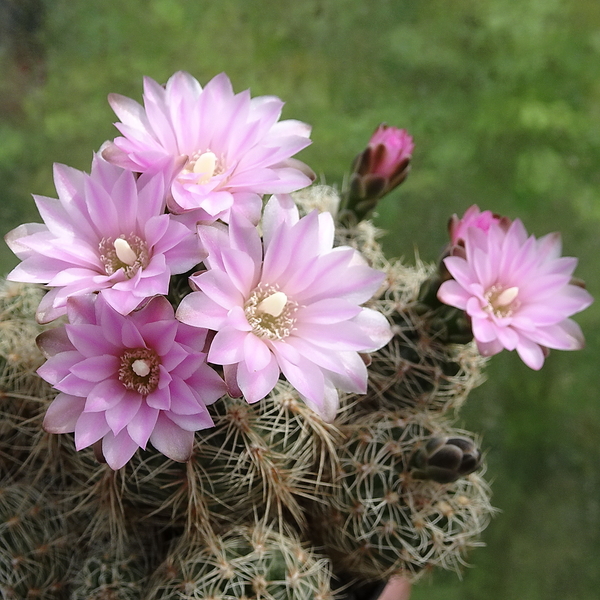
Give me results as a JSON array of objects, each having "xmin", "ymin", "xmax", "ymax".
[
  {"xmin": 496, "ymin": 286, "xmax": 519, "ymax": 307},
  {"xmin": 113, "ymin": 238, "xmax": 138, "ymax": 266},
  {"xmin": 193, "ymin": 151, "xmax": 217, "ymax": 184},
  {"xmin": 132, "ymin": 359, "xmax": 151, "ymax": 377},
  {"xmin": 257, "ymin": 291, "xmax": 288, "ymax": 317}
]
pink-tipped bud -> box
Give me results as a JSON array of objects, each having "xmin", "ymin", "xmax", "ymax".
[
  {"xmin": 365, "ymin": 124, "xmax": 414, "ymax": 180},
  {"xmin": 342, "ymin": 124, "xmax": 413, "ymax": 223}
]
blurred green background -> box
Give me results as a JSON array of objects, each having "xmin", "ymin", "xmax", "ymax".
[{"xmin": 1, "ymin": 0, "xmax": 599, "ymax": 598}]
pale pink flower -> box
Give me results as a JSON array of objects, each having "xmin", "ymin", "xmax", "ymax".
[
  {"xmin": 5, "ymin": 156, "xmax": 200, "ymax": 323},
  {"xmin": 176, "ymin": 195, "xmax": 393, "ymax": 421},
  {"xmin": 103, "ymin": 71, "xmax": 314, "ymax": 224},
  {"xmin": 437, "ymin": 219, "xmax": 593, "ymax": 369},
  {"xmin": 448, "ymin": 205, "xmax": 508, "ymax": 246},
  {"xmin": 38, "ymin": 294, "xmax": 226, "ymax": 469}
]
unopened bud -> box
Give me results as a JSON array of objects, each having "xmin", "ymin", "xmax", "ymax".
[
  {"xmin": 411, "ymin": 435, "xmax": 482, "ymax": 483},
  {"xmin": 340, "ymin": 124, "xmax": 413, "ymax": 223}
]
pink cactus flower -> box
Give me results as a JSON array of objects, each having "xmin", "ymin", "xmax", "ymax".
[
  {"xmin": 176, "ymin": 195, "xmax": 393, "ymax": 421},
  {"xmin": 5, "ymin": 156, "xmax": 200, "ymax": 323},
  {"xmin": 367, "ymin": 124, "xmax": 414, "ymax": 179},
  {"xmin": 448, "ymin": 205, "xmax": 508, "ymax": 246},
  {"xmin": 103, "ymin": 71, "xmax": 314, "ymax": 224},
  {"xmin": 37, "ymin": 294, "xmax": 227, "ymax": 469},
  {"xmin": 437, "ymin": 219, "xmax": 593, "ymax": 369}
]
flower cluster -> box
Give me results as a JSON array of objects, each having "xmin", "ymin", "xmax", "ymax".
[
  {"xmin": 5, "ymin": 72, "xmax": 393, "ymax": 468},
  {"xmin": 4, "ymin": 72, "xmax": 593, "ymax": 470}
]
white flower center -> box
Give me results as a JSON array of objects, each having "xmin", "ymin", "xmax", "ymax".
[
  {"xmin": 192, "ymin": 151, "xmax": 217, "ymax": 184},
  {"xmin": 119, "ymin": 348, "xmax": 160, "ymax": 395},
  {"xmin": 131, "ymin": 359, "xmax": 151, "ymax": 377},
  {"xmin": 113, "ymin": 238, "xmax": 138, "ymax": 266},
  {"xmin": 245, "ymin": 285, "xmax": 298, "ymax": 341},
  {"xmin": 257, "ymin": 291, "xmax": 288, "ymax": 317},
  {"xmin": 183, "ymin": 150, "xmax": 225, "ymax": 185},
  {"xmin": 99, "ymin": 234, "xmax": 149, "ymax": 278},
  {"xmin": 484, "ymin": 285, "xmax": 520, "ymax": 317}
]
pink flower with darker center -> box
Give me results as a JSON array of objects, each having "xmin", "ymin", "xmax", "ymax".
[
  {"xmin": 103, "ymin": 71, "xmax": 314, "ymax": 224},
  {"xmin": 437, "ymin": 219, "xmax": 593, "ymax": 369},
  {"xmin": 176, "ymin": 195, "xmax": 393, "ymax": 422},
  {"xmin": 5, "ymin": 156, "xmax": 200, "ymax": 323},
  {"xmin": 37, "ymin": 294, "xmax": 227, "ymax": 469}
]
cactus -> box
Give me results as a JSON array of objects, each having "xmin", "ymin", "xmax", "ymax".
[
  {"xmin": 146, "ymin": 524, "xmax": 335, "ymax": 600},
  {"xmin": 2, "ymin": 71, "xmax": 590, "ymax": 600},
  {"xmin": 0, "ymin": 220, "xmax": 495, "ymax": 597}
]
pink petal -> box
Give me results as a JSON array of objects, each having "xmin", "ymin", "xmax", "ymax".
[
  {"xmin": 84, "ymin": 379, "xmax": 127, "ymax": 412},
  {"xmin": 243, "ymin": 334, "xmax": 273, "ymax": 372},
  {"xmin": 471, "ymin": 317, "xmax": 498, "ymax": 344},
  {"xmin": 276, "ymin": 351, "xmax": 325, "ymax": 407},
  {"xmin": 43, "ymin": 394, "xmax": 85, "ymax": 434},
  {"xmin": 299, "ymin": 379, "xmax": 339, "ymax": 423},
  {"xmin": 164, "ymin": 408, "xmax": 214, "ymax": 432},
  {"xmin": 194, "ymin": 268, "xmax": 245, "ymax": 310},
  {"xmin": 351, "ymin": 308, "xmax": 393, "ymax": 352},
  {"xmin": 146, "ymin": 385, "xmax": 171, "ymax": 410},
  {"xmin": 105, "ymin": 392, "xmax": 142, "ymax": 435},
  {"xmin": 126, "ymin": 403, "xmax": 159, "ymax": 449},
  {"xmin": 176, "ymin": 291, "xmax": 228, "ymax": 331},
  {"xmin": 102, "ymin": 429, "xmax": 140, "ymax": 470},
  {"xmin": 437, "ymin": 280, "xmax": 470, "ymax": 310},
  {"xmin": 149, "ymin": 413, "xmax": 195, "ymax": 461},
  {"xmin": 168, "ymin": 377, "xmax": 205, "ymax": 415},
  {"xmin": 208, "ymin": 328, "xmax": 248, "ymax": 365},
  {"xmin": 296, "ymin": 298, "xmax": 362, "ymax": 324},
  {"xmin": 515, "ymin": 337, "xmax": 545, "ymax": 370},
  {"xmin": 74, "ymin": 411, "xmax": 111, "ymax": 450},
  {"xmin": 236, "ymin": 352, "xmax": 281, "ymax": 403},
  {"xmin": 69, "ymin": 355, "xmax": 120, "ymax": 382}
]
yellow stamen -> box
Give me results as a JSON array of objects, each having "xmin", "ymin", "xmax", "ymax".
[
  {"xmin": 257, "ymin": 291, "xmax": 288, "ymax": 317},
  {"xmin": 113, "ymin": 238, "xmax": 138, "ymax": 266}
]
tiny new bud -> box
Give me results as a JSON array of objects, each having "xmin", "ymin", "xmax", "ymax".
[{"xmin": 411, "ymin": 435, "xmax": 482, "ymax": 483}]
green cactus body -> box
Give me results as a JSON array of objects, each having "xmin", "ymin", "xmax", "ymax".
[
  {"xmin": 195, "ymin": 383, "xmax": 337, "ymax": 530},
  {"xmin": 70, "ymin": 545, "xmax": 148, "ymax": 600},
  {"xmin": 146, "ymin": 525, "xmax": 335, "ymax": 600},
  {"xmin": 0, "ymin": 482, "xmax": 74, "ymax": 599},
  {"xmin": 315, "ymin": 410, "xmax": 494, "ymax": 581},
  {"xmin": 0, "ymin": 212, "xmax": 495, "ymax": 598}
]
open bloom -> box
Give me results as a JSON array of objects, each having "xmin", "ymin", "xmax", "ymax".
[
  {"xmin": 5, "ymin": 156, "xmax": 199, "ymax": 323},
  {"xmin": 437, "ymin": 219, "xmax": 593, "ymax": 369},
  {"xmin": 103, "ymin": 71, "xmax": 314, "ymax": 224},
  {"xmin": 176, "ymin": 195, "xmax": 393, "ymax": 421},
  {"xmin": 37, "ymin": 294, "xmax": 226, "ymax": 469}
]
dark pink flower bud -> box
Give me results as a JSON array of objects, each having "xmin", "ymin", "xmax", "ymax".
[
  {"xmin": 448, "ymin": 205, "xmax": 510, "ymax": 246},
  {"xmin": 366, "ymin": 124, "xmax": 414, "ymax": 179},
  {"xmin": 341, "ymin": 124, "xmax": 414, "ymax": 223}
]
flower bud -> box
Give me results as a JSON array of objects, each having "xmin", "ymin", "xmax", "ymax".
[
  {"xmin": 411, "ymin": 435, "xmax": 482, "ymax": 483},
  {"xmin": 448, "ymin": 205, "xmax": 511, "ymax": 247},
  {"xmin": 341, "ymin": 124, "xmax": 413, "ymax": 223}
]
